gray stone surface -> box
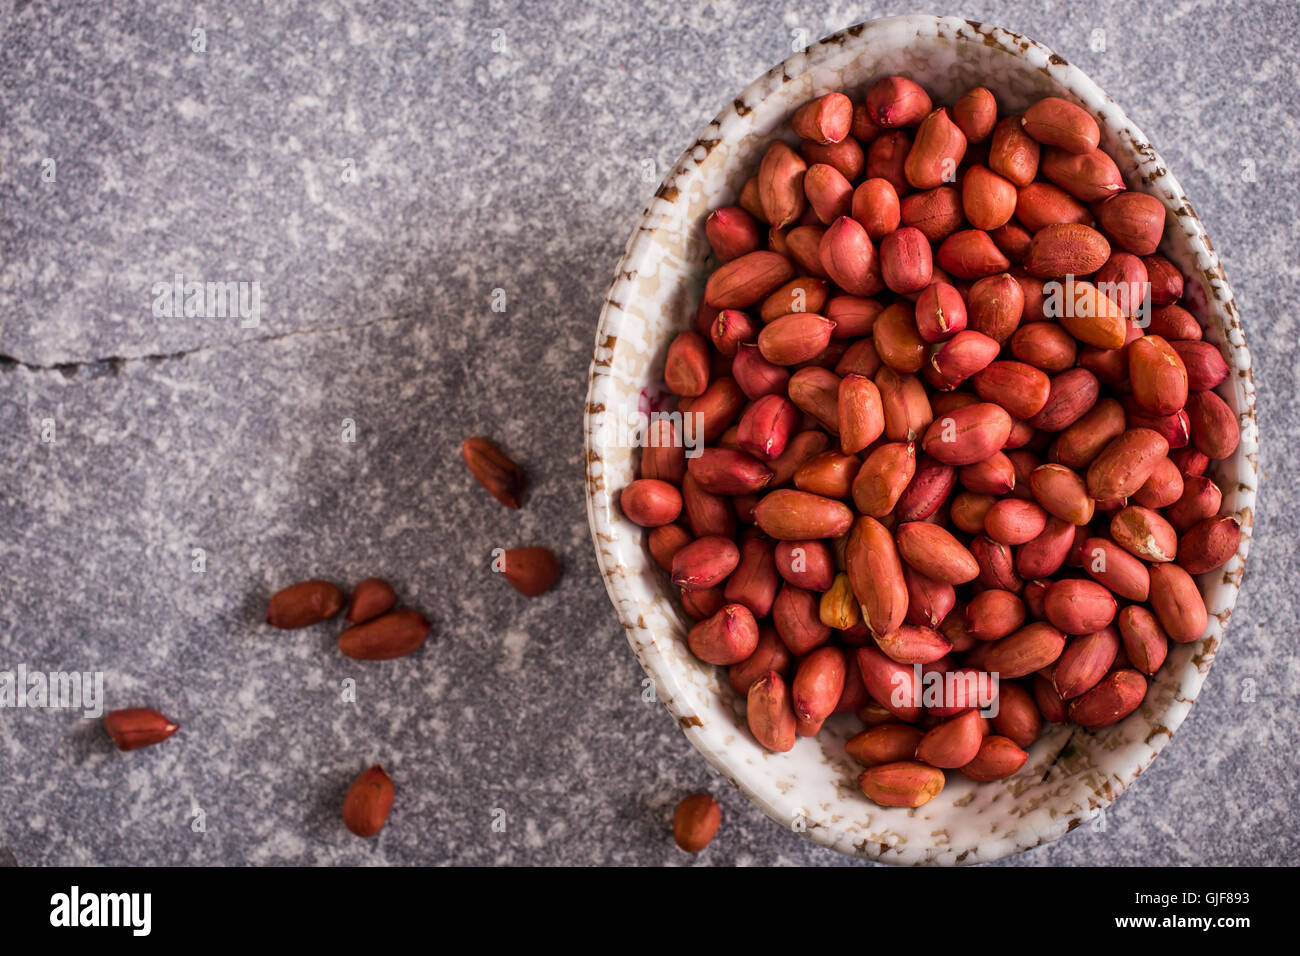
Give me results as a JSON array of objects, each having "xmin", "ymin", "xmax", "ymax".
[{"xmin": 0, "ymin": 0, "xmax": 1295, "ymax": 866}]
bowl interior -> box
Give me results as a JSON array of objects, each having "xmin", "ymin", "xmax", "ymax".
[{"xmin": 585, "ymin": 15, "xmax": 1257, "ymax": 864}]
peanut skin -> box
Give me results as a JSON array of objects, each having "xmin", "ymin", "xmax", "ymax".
[
  {"xmin": 747, "ymin": 671, "xmax": 797, "ymax": 752},
  {"xmin": 654, "ymin": 81, "xmax": 1242, "ymax": 812},
  {"xmin": 673, "ymin": 794, "xmax": 722, "ymax": 852}
]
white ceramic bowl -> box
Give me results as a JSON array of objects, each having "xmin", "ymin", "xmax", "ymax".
[{"xmin": 584, "ymin": 15, "xmax": 1258, "ymax": 864}]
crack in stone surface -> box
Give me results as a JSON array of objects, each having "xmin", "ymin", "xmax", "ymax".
[{"xmin": 0, "ymin": 312, "xmax": 418, "ymax": 377}]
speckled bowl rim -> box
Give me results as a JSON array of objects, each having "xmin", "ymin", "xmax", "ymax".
[{"xmin": 584, "ymin": 15, "xmax": 1258, "ymax": 864}]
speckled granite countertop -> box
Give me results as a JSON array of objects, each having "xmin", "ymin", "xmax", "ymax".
[{"xmin": 1, "ymin": 0, "xmax": 1295, "ymax": 866}]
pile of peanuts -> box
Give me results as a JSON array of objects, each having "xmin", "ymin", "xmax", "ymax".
[{"xmin": 619, "ymin": 77, "xmax": 1242, "ymax": 809}]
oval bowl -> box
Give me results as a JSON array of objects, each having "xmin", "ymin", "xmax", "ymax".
[{"xmin": 583, "ymin": 14, "xmax": 1257, "ymax": 864}]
